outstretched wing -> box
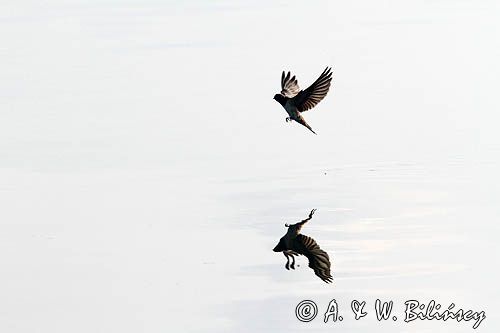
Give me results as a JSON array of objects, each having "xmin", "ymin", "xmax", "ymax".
[
  {"xmin": 292, "ymin": 234, "xmax": 333, "ymax": 283},
  {"xmin": 293, "ymin": 67, "xmax": 332, "ymax": 112},
  {"xmin": 281, "ymin": 71, "xmax": 301, "ymax": 98}
]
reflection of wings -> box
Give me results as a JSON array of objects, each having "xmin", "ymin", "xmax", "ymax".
[
  {"xmin": 281, "ymin": 71, "xmax": 301, "ymax": 97},
  {"xmin": 293, "ymin": 67, "xmax": 332, "ymax": 112},
  {"xmin": 292, "ymin": 234, "xmax": 333, "ymax": 283}
]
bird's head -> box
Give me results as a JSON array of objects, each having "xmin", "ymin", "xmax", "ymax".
[
  {"xmin": 273, "ymin": 239, "xmax": 285, "ymax": 252},
  {"xmin": 273, "ymin": 94, "xmax": 286, "ymax": 106}
]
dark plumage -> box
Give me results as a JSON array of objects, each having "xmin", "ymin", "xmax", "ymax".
[
  {"xmin": 273, "ymin": 67, "xmax": 333, "ymax": 134},
  {"xmin": 273, "ymin": 209, "xmax": 333, "ymax": 283}
]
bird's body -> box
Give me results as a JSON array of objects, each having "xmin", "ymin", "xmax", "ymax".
[
  {"xmin": 273, "ymin": 209, "xmax": 333, "ymax": 283},
  {"xmin": 283, "ymin": 100, "xmax": 316, "ymax": 134},
  {"xmin": 273, "ymin": 67, "xmax": 333, "ymax": 134}
]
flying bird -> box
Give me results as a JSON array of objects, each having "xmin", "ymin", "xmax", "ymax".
[
  {"xmin": 273, "ymin": 209, "xmax": 333, "ymax": 283},
  {"xmin": 273, "ymin": 67, "xmax": 333, "ymax": 134}
]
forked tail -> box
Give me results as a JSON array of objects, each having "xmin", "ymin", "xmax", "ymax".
[
  {"xmin": 295, "ymin": 115, "xmax": 317, "ymax": 135},
  {"xmin": 307, "ymin": 126, "xmax": 317, "ymax": 135}
]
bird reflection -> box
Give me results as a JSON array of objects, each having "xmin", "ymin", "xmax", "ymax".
[{"xmin": 273, "ymin": 209, "xmax": 333, "ymax": 283}]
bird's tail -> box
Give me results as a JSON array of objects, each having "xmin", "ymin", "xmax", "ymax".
[
  {"xmin": 295, "ymin": 115, "xmax": 317, "ymax": 135},
  {"xmin": 307, "ymin": 126, "xmax": 317, "ymax": 135}
]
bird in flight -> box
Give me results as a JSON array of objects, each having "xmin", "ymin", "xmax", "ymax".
[
  {"xmin": 273, "ymin": 67, "xmax": 333, "ymax": 134},
  {"xmin": 273, "ymin": 209, "xmax": 333, "ymax": 283}
]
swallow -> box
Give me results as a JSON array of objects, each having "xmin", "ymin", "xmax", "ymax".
[
  {"xmin": 273, "ymin": 209, "xmax": 333, "ymax": 283},
  {"xmin": 273, "ymin": 67, "xmax": 333, "ymax": 134}
]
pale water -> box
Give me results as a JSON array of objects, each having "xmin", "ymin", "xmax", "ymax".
[{"xmin": 1, "ymin": 1, "xmax": 499, "ymax": 332}]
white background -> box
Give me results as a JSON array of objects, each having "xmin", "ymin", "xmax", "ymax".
[{"xmin": 1, "ymin": 1, "xmax": 499, "ymax": 332}]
